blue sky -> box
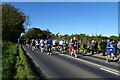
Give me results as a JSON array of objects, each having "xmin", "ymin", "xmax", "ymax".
[{"xmin": 6, "ymin": 2, "xmax": 118, "ymax": 36}]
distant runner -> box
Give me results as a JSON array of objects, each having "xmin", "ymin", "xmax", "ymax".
[
  {"xmin": 106, "ymin": 39, "xmax": 113, "ymax": 63},
  {"xmin": 40, "ymin": 39, "xmax": 45, "ymax": 52},
  {"xmin": 47, "ymin": 38, "xmax": 52, "ymax": 55},
  {"xmin": 35, "ymin": 39, "xmax": 40, "ymax": 52},
  {"xmin": 32, "ymin": 39, "xmax": 36, "ymax": 50},
  {"xmin": 72, "ymin": 37, "xmax": 78, "ymax": 58}
]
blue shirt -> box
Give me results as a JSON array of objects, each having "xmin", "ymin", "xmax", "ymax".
[
  {"xmin": 47, "ymin": 39, "xmax": 52, "ymax": 46},
  {"xmin": 78, "ymin": 42, "xmax": 81, "ymax": 46},
  {"xmin": 106, "ymin": 42, "xmax": 113, "ymax": 52}
]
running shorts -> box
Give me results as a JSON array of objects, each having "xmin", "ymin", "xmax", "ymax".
[{"xmin": 69, "ymin": 46, "xmax": 73, "ymax": 51}]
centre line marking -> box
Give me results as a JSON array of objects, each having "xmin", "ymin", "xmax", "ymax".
[{"xmin": 59, "ymin": 53, "xmax": 119, "ymax": 75}]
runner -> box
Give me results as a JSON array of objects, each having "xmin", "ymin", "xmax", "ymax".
[
  {"xmin": 106, "ymin": 39, "xmax": 113, "ymax": 63},
  {"xmin": 59, "ymin": 39, "xmax": 64, "ymax": 52},
  {"xmin": 40, "ymin": 39, "xmax": 45, "ymax": 52},
  {"xmin": 47, "ymin": 38, "xmax": 52, "ymax": 55},
  {"xmin": 52, "ymin": 40, "xmax": 56, "ymax": 51},
  {"xmin": 72, "ymin": 37, "xmax": 78, "ymax": 58},
  {"xmin": 35, "ymin": 39, "xmax": 40, "ymax": 52},
  {"xmin": 62, "ymin": 40, "xmax": 66, "ymax": 53},
  {"xmin": 77, "ymin": 40, "xmax": 82, "ymax": 53},
  {"xmin": 65, "ymin": 40, "xmax": 69, "ymax": 53},
  {"xmin": 55, "ymin": 40, "xmax": 59, "ymax": 51},
  {"xmin": 44, "ymin": 39, "xmax": 48, "ymax": 51},
  {"xmin": 117, "ymin": 41, "xmax": 120, "ymax": 61},
  {"xmin": 32, "ymin": 39, "xmax": 35, "ymax": 50},
  {"xmin": 69, "ymin": 38, "xmax": 74, "ymax": 56},
  {"xmin": 26, "ymin": 38, "xmax": 30, "ymax": 47}
]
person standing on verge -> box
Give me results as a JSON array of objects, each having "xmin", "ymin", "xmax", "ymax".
[
  {"xmin": 91, "ymin": 40, "xmax": 95, "ymax": 55},
  {"xmin": 100, "ymin": 40, "xmax": 107, "ymax": 56},
  {"xmin": 94, "ymin": 40, "xmax": 98, "ymax": 54},
  {"xmin": 112, "ymin": 40, "xmax": 117, "ymax": 60}
]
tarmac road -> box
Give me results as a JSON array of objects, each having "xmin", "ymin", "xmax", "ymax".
[{"xmin": 23, "ymin": 45, "xmax": 120, "ymax": 79}]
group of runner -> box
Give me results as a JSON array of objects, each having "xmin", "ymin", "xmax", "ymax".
[
  {"xmin": 25, "ymin": 38, "xmax": 53, "ymax": 55},
  {"xmin": 23, "ymin": 37, "xmax": 82, "ymax": 57},
  {"xmin": 19, "ymin": 37, "xmax": 120, "ymax": 62}
]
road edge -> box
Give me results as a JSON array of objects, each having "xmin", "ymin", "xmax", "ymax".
[{"xmin": 22, "ymin": 45, "xmax": 47, "ymax": 80}]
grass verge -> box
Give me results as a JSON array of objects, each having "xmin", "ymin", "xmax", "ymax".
[
  {"xmin": 2, "ymin": 42, "xmax": 18, "ymax": 79},
  {"xmin": 14, "ymin": 45, "xmax": 37, "ymax": 79},
  {"xmin": 2, "ymin": 42, "xmax": 37, "ymax": 79}
]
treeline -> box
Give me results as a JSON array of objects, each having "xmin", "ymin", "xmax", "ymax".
[
  {"xmin": 22, "ymin": 28, "xmax": 53, "ymax": 39},
  {"xmin": 22, "ymin": 27, "xmax": 119, "ymax": 45}
]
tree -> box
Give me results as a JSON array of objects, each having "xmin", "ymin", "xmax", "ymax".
[
  {"xmin": 24, "ymin": 28, "xmax": 42, "ymax": 39},
  {"xmin": 2, "ymin": 4, "xmax": 29, "ymax": 41},
  {"xmin": 109, "ymin": 35, "xmax": 118, "ymax": 41},
  {"xmin": 24, "ymin": 28, "xmax": 53, "ymax": 39},
  {"xmin": 42, "ymin": 29, "xmax": 52, "ymax": 39}
]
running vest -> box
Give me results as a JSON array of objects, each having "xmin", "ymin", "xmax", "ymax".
[
  {"xmin": 36, "ymin": 40, "xmax": 39, "ymax": 45},
  {"xmin": 47, "ymin": 39, "xmax": 52, "ymax": 46},
  {"xmin": 40, "ymin": 40, "xmax": 44, "ymax": 46},
  {"xmin": 107, "ymin": 42, "xmax": 113, "ymax": 52}
]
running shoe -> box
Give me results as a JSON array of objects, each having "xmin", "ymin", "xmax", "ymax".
[
  {"xmin": 106, "ymin": 60, "xmax": 109, "ymax": 63},
  {"xmin": 47, "ymin": 53, "xmax": 50, "ymax": 55},
  {"xmin": 75, "ymin": 54, "xmax": 77, "ymax": 58}
]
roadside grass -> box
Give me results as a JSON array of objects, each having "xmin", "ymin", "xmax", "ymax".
[
  {"xmin": 2, "ymin": 42, "xmax": 37, "ymax": 79},
  {"xmin": 15, "ymin": 45, "xmax": 37, "ymax": 79},
  {"xmin": 2, "ymin": 42, "xmax": 18, "ymax": 79}
]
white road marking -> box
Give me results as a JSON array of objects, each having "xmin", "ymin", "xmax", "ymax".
[
  {"xmin": 100, "ymin": 68, "xmax": 119, "ymax": 75},
  {"xmin": 59, "ymin": 53, "xmax": 119, "ymax": 75}
]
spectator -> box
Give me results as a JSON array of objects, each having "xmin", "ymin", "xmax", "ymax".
[
  {"xmin": 100, "ymin": 40, "xmax": 103, "ymax": 50},
  {"xmin": 95, "ymin": 41, "xmax": 98, "ymax": 54},
  {"xmin": 87, "ymin": 41, "xmax": 91, "ymax": 53},
  {"xmin": 100, "ymin": 40, "xmax": 107, "ymax": 56},
  {"xmin": 112, "ymin": 40, "xmax": 117, "ymax": 58},
  {"xmin": 91, "ymin": 40, "xmax": 95, "ymax": 55}
]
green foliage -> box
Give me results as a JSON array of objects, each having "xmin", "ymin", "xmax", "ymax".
[
  {"xmin": 109, "ymin": 35, "xmax": 118, "ymax": 41},
  {"xmin": 24, "ymin": 28, "xmax": 43, "ymax": 39},
  {"xmin": 2, "ymin": 4, "xmax": 29, "ymax": 41},
  {"xmin": 24, "ymin": 28, "xmax": 52, "ymax": 39},
  {"xmin": 2, "ymin": 42, "xmax": 37, "ymax": 79},
  {"xmin": 15, "ymin": 45, "xmax": 37, "ymax": 79},
  {"xmin": 2, "ymin": 42, "xmax": 18, "ymax": 79}
]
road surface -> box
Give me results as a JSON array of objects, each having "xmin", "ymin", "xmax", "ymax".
[{"xmin": 23, "ymin": 45, "xmax": 120, "ymax": 79}]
